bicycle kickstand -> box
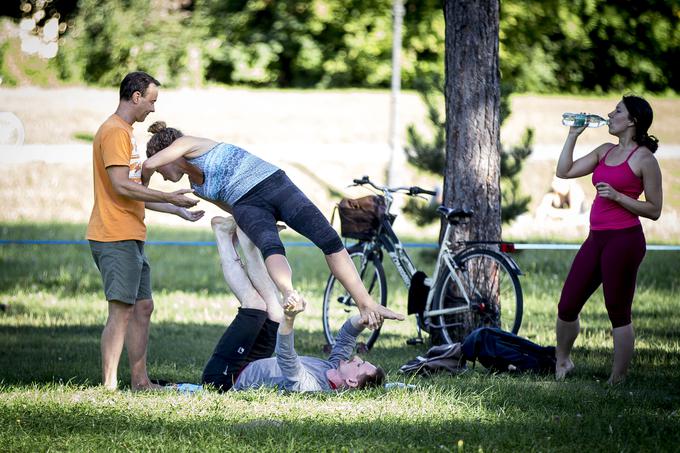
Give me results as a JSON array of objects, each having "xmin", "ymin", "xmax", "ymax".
[{"xmin": 406, "ymin": 326, "xmax": 424, "ymax": 345}]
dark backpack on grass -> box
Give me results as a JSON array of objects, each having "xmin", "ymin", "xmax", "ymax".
[{"xmin": 461, "ymin": 327, "xmax": 556, "ymax": 374}]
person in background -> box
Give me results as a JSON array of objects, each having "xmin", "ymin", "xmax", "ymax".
[
  {"xmin": 536, "ymin": 175, "xmax": 587, "ymax": 222},
  {"xmin": 553, "ymin": 95, "xmax": 662, "ymax": 384},
  {"xmin": 86, "ymin": 71, "xmax": 204, "ymax": 390},
  {"xmin": 141, "ymin": 122, "xmax": 405, "ymax": 331},
  {"xmin": 202, "ymin": 216, "xmax": 385, "ymax": 392}
]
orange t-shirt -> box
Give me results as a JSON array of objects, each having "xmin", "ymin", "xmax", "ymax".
[{"xmin": 86, "ymin": 114, "xmax": 146, "ymax": 242}]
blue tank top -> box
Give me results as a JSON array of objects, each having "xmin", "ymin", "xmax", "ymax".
[{"xmin": 187, "ymin": 143, "xmax": 279, "ymax": 205}]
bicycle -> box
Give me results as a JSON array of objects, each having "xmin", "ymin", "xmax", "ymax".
[{"xmin": 322, "ymin": 176, "xmax": 523, "ymax": 349}]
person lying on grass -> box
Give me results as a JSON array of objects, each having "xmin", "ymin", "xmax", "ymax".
[
  {"xmin": 142, "ymin": 121, "xmax": 404, "ymax": 331},
  {"xmin": 201, "ymin": 215, "xmax": 385, "ymax": 392}
]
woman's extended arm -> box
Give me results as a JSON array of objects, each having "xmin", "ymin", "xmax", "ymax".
[
  {"xmin": 595, "ymin": 153, "xmax": 663, "ymax": 220},
  {"xmin": 142, "ymin": 136, "xmax": 215, "ymax": 180},
  {"xmin": 556, "ymin": 127, "xmax": 606, "ymax": 179}
]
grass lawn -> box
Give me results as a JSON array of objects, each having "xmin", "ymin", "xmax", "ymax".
[{"xmin": 1, "ymin": 223, "xmax": 679, "ymax": 452}]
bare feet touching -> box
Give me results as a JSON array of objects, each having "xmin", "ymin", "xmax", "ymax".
[
  {"xmin": 555, "ymin": 358, "xmax": 575, "ymax": 381},
  {"xmin": 283, "ymin": 290, "xmax": 306, "ymax": 315},
  {"xmin": 283, "ymin": 289, "xmax": 306, "ymax": 311}
]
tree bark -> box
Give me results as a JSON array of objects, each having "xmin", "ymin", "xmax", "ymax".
[{"xmin": 442, "ymin": 0, "xmax": 501, "ymax": 242}]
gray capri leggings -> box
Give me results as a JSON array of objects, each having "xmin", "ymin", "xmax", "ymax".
[{"xmin": 232, "ymin": 170, "xmax": 344, "ymax": 259}]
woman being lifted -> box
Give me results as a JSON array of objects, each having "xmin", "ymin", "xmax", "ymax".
[{"xmin": 142, "ymin": 121, "xmax": 404, "ymax": 330}]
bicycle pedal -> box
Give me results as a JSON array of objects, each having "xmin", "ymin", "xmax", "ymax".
[{"xmin": 406, "ymin": 337, "xmax": 424, "ymax": 345}]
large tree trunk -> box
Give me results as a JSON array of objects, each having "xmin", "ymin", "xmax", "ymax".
[{"xmin": 443, "ymin": 0, "xmax": 501, "ymax": 242}]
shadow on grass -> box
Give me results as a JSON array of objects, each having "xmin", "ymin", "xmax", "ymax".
[
  {"xmin": 3, "ymin": 318, "xmax": 678, "ymax": 393},
  {"xmin": 0, "ymin": 322, "xmax": 421, "ymax": 387},
  {"xmin": 1, "ymin": 379, "xmax": 679, "ymax": 452}
]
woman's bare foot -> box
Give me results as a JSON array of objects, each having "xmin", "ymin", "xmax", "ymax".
[
  {"xmin": 555, "ymin": 358, "xmax": 575, "ymax": 381},
  {"xmin": 283, "ymin": 289, "xmax": 306, "ymax": 311}
]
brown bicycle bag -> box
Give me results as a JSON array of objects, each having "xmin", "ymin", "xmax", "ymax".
[{"xmin": 336, "ymin": 195, "xmax": 386, "ymax": 240}]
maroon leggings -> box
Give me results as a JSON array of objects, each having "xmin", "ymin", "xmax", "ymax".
[{"xmin": 558, "ymin": 225, "xmax": 646, "ymax": 328}]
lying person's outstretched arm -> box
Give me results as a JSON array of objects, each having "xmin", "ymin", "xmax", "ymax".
[{"xmin": 327, "ymin": 315, "xmax": 366, "ymax": 366}]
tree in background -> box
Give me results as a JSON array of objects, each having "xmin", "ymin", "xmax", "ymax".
[
  {"xmin": 403, "ymin": 74, "xmax": 531, "ymax": 226},
  {"xmin": 442, "ymin": 0, "xmax": 502, "ymax": 243}
]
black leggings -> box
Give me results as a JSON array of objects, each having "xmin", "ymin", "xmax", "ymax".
[
  {"xmin": 201, "ymin": 308, "xmax": 279, "ymax": 391},
  {"xmin": 558, "ymin": 225, "xmax": 646, "ymax": 328},
  {"xmin": 232, "ymin": 170, "xmax": 344, "ymax": 259}
]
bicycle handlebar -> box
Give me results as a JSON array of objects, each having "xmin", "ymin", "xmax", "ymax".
[{"xmin": 352, "ymin": 175, "xmax": 437, "ymax": 197}]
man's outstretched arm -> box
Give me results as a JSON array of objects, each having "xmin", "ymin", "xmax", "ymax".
[
  {"xmin": 107, "ymin": 166, "xmax": 198, "ymax": 207},
  {"xmin": 327, "ymin": 315, "xmax": 366, "ymax": 366},
  {"xmin": 145, "ymin": 202, "xmax": 205, "ymax": 222}
]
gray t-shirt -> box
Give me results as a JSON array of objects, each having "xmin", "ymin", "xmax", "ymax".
[
  {"xmin": 187, "ymin": 142, "xmax": 279, "ymax": 205},
  {"xmin": 233, "ymin": 319, "xmax": 362, "ymax": 392}
]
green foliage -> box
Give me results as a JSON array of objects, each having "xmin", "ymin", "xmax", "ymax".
[
  {"xmin": 73, "ymin": 132, "xmax": 94, "ymax": 142},
  {"xmin": 8, "ymin": 0, "xmax": 676, "ymax": 92},
  {"xmin": 56, "ymin": 0, "xmax": 208, "ymax": 87},
  {"xmin": 500, "ymin": 129, "xmax": 533, "ymax": 222},
  {"xmin": 500, "ymin": 0, "xmax": 680, "ymax": 94}
]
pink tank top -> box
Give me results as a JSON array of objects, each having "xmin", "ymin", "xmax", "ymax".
[{"xmin": 590, "ymin": 145, "xmax": 643, "ymax": 230}]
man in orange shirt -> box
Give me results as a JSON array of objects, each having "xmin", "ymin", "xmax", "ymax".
[{"xmin": 86, "ymin": 71, "xmax": 204, "ymax": 390}]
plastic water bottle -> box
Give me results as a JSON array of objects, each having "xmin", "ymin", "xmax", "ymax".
[
  {"xmin": 175, "ymin": 383, "xmax": 203, "ymax": 394},
  {"xmin": 562, "ymin": 113, "xmax": 609, "ymax": 128}
]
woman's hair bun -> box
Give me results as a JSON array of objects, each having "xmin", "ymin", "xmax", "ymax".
[{"xmin": 148, "ymin": 121, "xmax": 167, "ymax": 134}]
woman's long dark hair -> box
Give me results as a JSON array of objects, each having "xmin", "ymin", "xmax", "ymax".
[
  {"xmin": 146, "ymin": 121, "xmax": 184, "ymax": 157},
  {"xmin": 622, "ymin": 95, "xmax": 659, "ymax": 153}
]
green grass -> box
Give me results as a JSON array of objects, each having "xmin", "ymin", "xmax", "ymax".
[{"xmin": 1, "ymin": 222, "xmax": 679, "ymax": 452}]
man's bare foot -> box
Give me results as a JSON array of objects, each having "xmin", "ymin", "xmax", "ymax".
[
  {"xmin": 607, "ymin": 374, "xmax": 626, "ymax": 386},
  {"xmin": 555, "ymin": 358, "xmax": 575, "ymax": 381},
  {"xmin": 211, "ymin": 215, "xmax": 237, "ymax": 233},
  {"xmin": 131, "ymin": 382, "xmax": 164, "ymax": 392}
]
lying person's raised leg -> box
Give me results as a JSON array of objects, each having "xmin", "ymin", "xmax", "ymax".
[
  {"xmin": 203, "ymin": 216, "xmax": 273, "ymax": 390},
  {"xmin": 211, "ymin": 216, "xmax": 266, "ymax": 311},
  {"xmin": 235, "ymin": 225, "xmax": 284, "ymax": 323}
]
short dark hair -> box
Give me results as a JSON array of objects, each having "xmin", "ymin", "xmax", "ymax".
[
  {"xmin": 119, "ymin": 71, "xmax": 161, "ymax": 100},
  {"xmin": 357, "ymin": 366, "xmax": 386, "ymax": 389}
]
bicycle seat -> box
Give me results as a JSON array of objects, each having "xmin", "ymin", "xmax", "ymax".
[{"xmin": 436, "ymin": 206, "xmax": 473, "ymax": 224}]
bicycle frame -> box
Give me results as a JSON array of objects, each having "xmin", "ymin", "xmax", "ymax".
[{"xmin": 342, "ymin": 176, "xmax": 523, "ymax": 338}]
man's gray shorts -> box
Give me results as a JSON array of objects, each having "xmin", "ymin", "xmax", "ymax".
[{"xmin": 89, "ymin": 240, "xmax": 152, "ymax": 305}]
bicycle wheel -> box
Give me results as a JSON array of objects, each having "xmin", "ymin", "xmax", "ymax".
[
  {"xmin": 431, "ymin": 249, "xmax": 523, "ymax": 345},
  {"xmin": 322, "ymin": 244, "xmax": 387, "ymax": 350}
]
